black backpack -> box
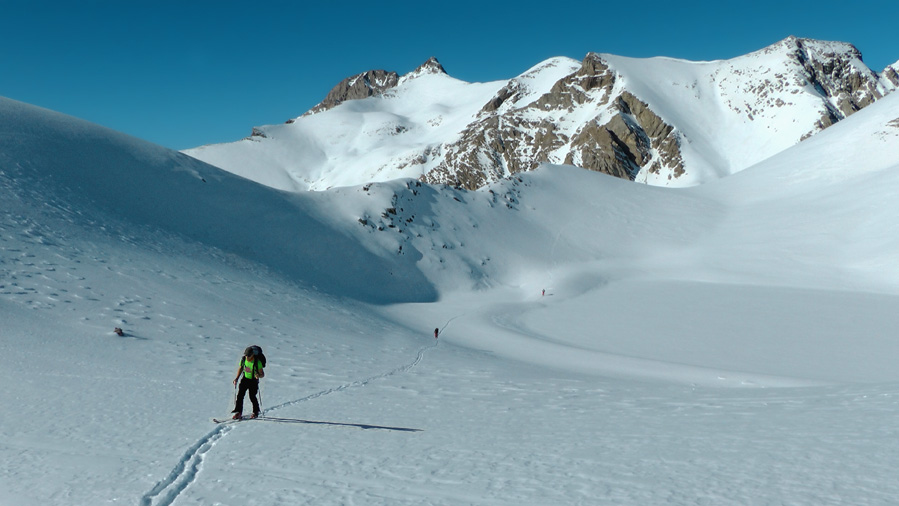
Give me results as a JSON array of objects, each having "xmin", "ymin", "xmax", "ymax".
[{"xmin": 244, "ymin": 345, "xmax": 266, "ymax": 368}]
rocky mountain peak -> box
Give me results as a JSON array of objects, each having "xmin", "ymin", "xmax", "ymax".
[
  {"xmin": 304, "ymin": 69, "xmax": 400, "ymax": 116},
  {"xmin": 578, "ymin": 52, "xmax": 613, "ymax": 84},
  {"xmin": 781, "ymin": 36, "xmax": 860, "ymax": 58},
  {"xmin": 400, "ymin": 57, "xmax": 448, "ymax": 83},
  {"xmin": 302, "ymin": 57, "xmax": 447, "ymax": 117},
  {"xmin": 533, "ymin": 52, "xmax": 616, "ymax": 111},
  {"xmin": 742, "ymin": 36, "xmax": 888, "ymax": 139},
  {"xmin": 418, "ymin": 56, "xmax": 447, "ymax": 75},
  {"xmin": 790, "ymin": 37, "xmax": 882, "ymax": 117}
]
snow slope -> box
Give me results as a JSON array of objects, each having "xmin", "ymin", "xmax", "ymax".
[
  {"xmin": 606, "ymin": 38, "xmax": 889, "ymax": 184},
  {"xmin": 184, "ymin": 71, "xmax": 509, "ymax": 192},
  {"xmin": 3, "ymin": 93, "xmax": 899, "ymax": 505},
  {"xmin": 0, "ymin": 98, "xmax": 436, "ymax": 305}
]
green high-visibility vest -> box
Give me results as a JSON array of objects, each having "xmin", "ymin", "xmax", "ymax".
[{"xmin": 242, "ymin": 357, "xmax": 260, "ymax": 379}]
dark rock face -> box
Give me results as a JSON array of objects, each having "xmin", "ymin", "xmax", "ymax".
[
  {"xmin": 423, "ymin": 53, "xmax": 686, "ymax": 189},
  {"xmin": 789, "ymin": 37, "xmax": 884, "ymax": 116},
  {"xmin": 305, "ymin": 69, "xmax": 400, "ymax": 115},
  {"xmin": 883, "ymin": 65, "xmax": 899, "ymax": 89},
  {"xmin": 409, "ymin": 56, "xmax": 447, "ymax": 77},
  {"xmin": 305, "ymin": 57, "xmax": 446, "ymax": 117},
  {"xmin": 565, "ymin": 92, "xmax": 685, "ymax": 181}
]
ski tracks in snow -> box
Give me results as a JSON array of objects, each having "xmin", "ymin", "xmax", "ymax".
[
  {"xmin": 138, "ymin": 426, "xmax": 231, "ymax": 506},
  {"xmin": 268, "ymin": 341, "xmax": 435, "ymax": 413},
  {"xmin": 140, "ymin": 341, "xmax": 437, "ymax": 506}
]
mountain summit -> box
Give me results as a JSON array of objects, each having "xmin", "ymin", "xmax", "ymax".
[
  {"xmin": 303, "ymin": 69, "xmax": 400, "ymax": 116},
  {"xmin": 185, "ymin": 38, "xmax": 896, "ymax": 191},
  {"xmin": 401, "ymin": 56, "xmax": 447, "ymax": 82},
  {"xmin": 303, "ymin": 57, "xmax": 446, "ymax": 117}
]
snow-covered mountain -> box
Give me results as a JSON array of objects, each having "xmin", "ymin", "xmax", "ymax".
[
  {"xmin": 185, "ymin": 37, "xmax": 896, "ymax": 191},
  {"xmin": 3, "ymin": 80, "xmax": 899, "ymax": 504}
]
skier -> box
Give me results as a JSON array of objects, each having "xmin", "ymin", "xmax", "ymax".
[
  {"xmin": 434, "ymin": 328, "xmax": 439, "ymax": 339},
  {"xmin": 232, "ymin": 346, "xmax": 265, "ymax": 419}
]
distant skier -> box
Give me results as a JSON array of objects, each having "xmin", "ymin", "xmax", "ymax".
[
  {"xmin": 113, "ymin": 327, "xmax": 124, "ymax": 336},
  {"xmin": 232, "ymin": 346, "xmax": 265, "ymax": 419},
  {"xmin": 542, "ymin": 289, "xmax": 545, "ymax": 296},
  {"xmin": 434, "ymin": 328, "xmax": 439, "ymax": 339}
]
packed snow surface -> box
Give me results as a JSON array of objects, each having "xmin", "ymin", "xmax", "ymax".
[{"xmin": 3, "ymin": 92, "xmax": 899, "ymax": 505}]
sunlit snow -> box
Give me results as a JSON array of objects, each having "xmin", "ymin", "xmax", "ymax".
[{"xmin": 3, "ymin": 85, "xmax": 899, "ymax": 505}]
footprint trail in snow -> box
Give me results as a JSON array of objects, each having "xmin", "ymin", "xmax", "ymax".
[{"xmin": 140, "ymin": 341, "xmax": 437, "ymax": 506}]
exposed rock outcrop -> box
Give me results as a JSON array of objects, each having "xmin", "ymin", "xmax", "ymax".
[
  {"xmin": 402, "ymin": 56, "xmax": 447, "ymax": 81},
  {"xmin": 565, "ymin": 92, "xmax": 684, "ymax": 181},
  {"xmin": 787, "ymin": 37, "xmax": 884, "ymax": 116},
  {"xmin": 303, "ymin": 57, "xmax": 446, "ymax": 117},
  {"xmin": 533, "ymin": 52, "xmax": 617, "ymax": 110},
  {"xmin": 883, "ymin": 62, "xmax": 899, "ymax": 90},
  {"xmin": 304, "ymin": 69, "xmax": 400, "ymax": 116},
  {"xmin": 424, "ymin": 53, "xmax": 685, "ymax": 189}
]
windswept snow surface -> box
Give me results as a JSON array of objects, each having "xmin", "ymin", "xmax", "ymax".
[{"xmin": 4, "ymin": 93, "xmax": 899, "ymax": 505}]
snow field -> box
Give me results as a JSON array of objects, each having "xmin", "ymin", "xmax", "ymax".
[{"xmin": 3, "ymin": 88, "xmax": 899, "ymax": 505}]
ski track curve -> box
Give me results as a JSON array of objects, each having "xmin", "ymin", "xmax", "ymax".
[{"xmin": 139, "ymin": 342, "xmax": 437, "ymax": 506}]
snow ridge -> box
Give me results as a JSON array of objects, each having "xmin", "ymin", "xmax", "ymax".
[{"xmin": 185, "ymin": 37, "xmax": 895, "ymax": 191}]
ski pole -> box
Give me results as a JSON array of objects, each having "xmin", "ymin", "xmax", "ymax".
[{"xmin": 258, "ymin": 379, "xmax": 264, "ymax": 417}]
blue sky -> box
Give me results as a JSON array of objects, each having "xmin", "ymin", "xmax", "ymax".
[{"xmin": 2, "ymin": 1, "xmax": 897, "ymax": 150}]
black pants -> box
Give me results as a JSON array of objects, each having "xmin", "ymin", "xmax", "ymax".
[{"xmin": 233, "ymin": 377, "xmax": 260, "ymax": 415}]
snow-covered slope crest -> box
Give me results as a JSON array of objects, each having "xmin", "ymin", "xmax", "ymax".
[
  {"xmin": 687, "ymin": 90, "xmax": 899, "ymax": 292},
  {"xmin": 185, "ymin": 38, "xmax": 895, "ymax": 192},
  {"xmin": 604, "ymin": 36, "xmax": 893, "ymax": 185},
  {"xmin": 0, "ymin": 97, "xmax": 436, "ymax": 304},
  {"xmin": 430, "ymin": 36, "xmax": 893, "ymax": 187},
  {"xmin": 184, "ymin": 56, "xmax": 511, "ymax": 191}
]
